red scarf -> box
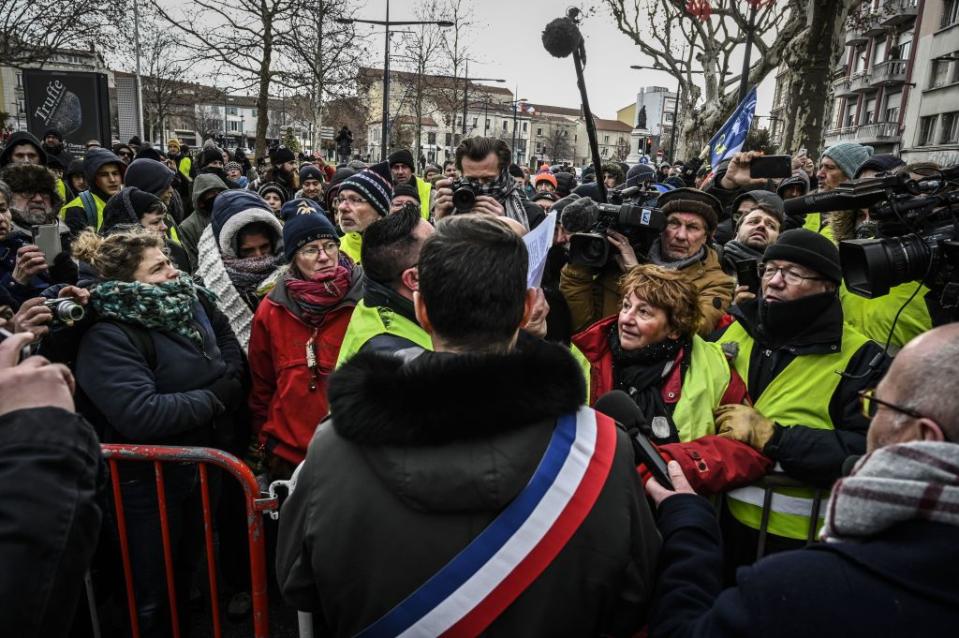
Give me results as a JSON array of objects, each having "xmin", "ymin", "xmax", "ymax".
[{"xmin": 284, "ymin": 264, "xmax": 353, "ymax": 327}]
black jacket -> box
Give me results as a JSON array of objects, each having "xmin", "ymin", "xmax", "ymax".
[
  {"xmin": 0, "ymin": 407, "xmax": 104, "ymax": 637},
  {"xmin": 648, "ymin": 494, "xmax": 959, "ymax": 638},
  {"xmin": 277, "ymin": 338, "xmax": 661, "ymax": 637},
  {"xmin": 714, "ymin": 298, "xmax": 889, "ymax": 486}
]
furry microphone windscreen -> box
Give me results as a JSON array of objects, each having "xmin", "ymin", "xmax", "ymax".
[{"xmin": 541, "ymin": 17, "xmax": 582, "ymax": 59}]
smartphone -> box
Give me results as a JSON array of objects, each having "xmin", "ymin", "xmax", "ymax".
[
  {"xmin": 633, "ymin": 430, "xmax": 674, "ymax": 490},
  {"xmin": 31, "ymin": 224, "xmax": 62, "ymax": 266},
  {"xmin": 750, "ymin": 155, "xmax": 792, "ymax": 179},
  {"xmin": 736, "ymin": 258, "xmax": 761, "ymax": 295}
]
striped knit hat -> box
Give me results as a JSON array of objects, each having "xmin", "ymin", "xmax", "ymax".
[{"xmin": 337, "ymin": 161, "xmax": 393, "ymax": 217}]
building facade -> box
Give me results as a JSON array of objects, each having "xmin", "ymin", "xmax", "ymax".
[{"xmin": 625, "ymin": 86, "xmax": 680, "ymax": 163}]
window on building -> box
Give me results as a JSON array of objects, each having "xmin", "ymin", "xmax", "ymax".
[
  {"xmin": 943, "ymin": 0, "xmax": 959, "ymax": 28},
  {"xmin": 229, "ymin": 120, "xmax": 240, "ymax": 132},
  {"xmin": 891, "ymin": 30, "xmax": 912, "ymax": 60},
  {"xmin": 603, "ymin": 134, "xmax": 609, "ymax": 143},
  {"xmin": 485, "ymin": 119, "xmax": 490, "ymax": 130},
  {"xmin": 427, "ymin": 132, "xmax": 436, "ymax": 144},
  {"xmin": 853, "ymin": 45, "xmax": 868, "ymax": 73},
  {"xmin": 445, "ymin": 133, "xmax": 452, "ymax": 146},
  {"xmin": 940, "ymin": 111, "xmax": 959, "ymax": 144},
  {"xmin": 456, "ymin": 117, "xmax": 462, "ymax": 128},
  {"xmin": 862, "ymin": 97, "xmax": 876, "ymax": 125},
  {"xmin": 883, "ymin": 92, "xmax": 901, "ymax": 122},
  {"xmin": 843, "ymin": 98, "xmax": 857, "ymax": 127},
  {"xmin": 522, "ymin": 122, "xmax": 528, "ymax": 132},
  {"xmin": 872, "ymin": 38, "xmax": 887, "ymax": 65},
  {"xmin": 472, "ymin": 117, "xmax": 478, "ymax": 127},
  {"xmin": 664, "ymin": 111, "xmax": 674, "ymax": 124},
  {"xmin": 503, "ymin": 121, "xmax": 508, "ymax": 131},
  {"xmin": 226, "ymin": 106, "xmax": 238, "ymax": 116},
  {"xmin": 917, "ymin": 115, "xmax": 937, "ymax": 146},
  {"xmin": 536, "ymin": 127, "xmax": 542, "ymax": 136}
]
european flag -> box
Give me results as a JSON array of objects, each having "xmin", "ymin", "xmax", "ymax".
[{"xmin": 708, "ymin": 88, "xmax": 758, "ymax": 169}]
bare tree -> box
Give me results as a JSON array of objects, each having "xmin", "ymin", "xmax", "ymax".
[
  {"xmin": 541, "ymin": 126, "xmax": 574, "ymax": 163},
  {"xmin": 279, "ymin": 0, "xmax": 364, "ymax": 153},
  {"xmin": 148, "ymin": 0, "xmax": 301, "ymax": 158},
  {"xmin": 139, "ymin": 33, "xmax": 192, "ymax": 145},
  {"xmin": 0, "ymin": 0, "xmax": 123, "ymax": 67},
  {"xmin": 430, "ymin": 0, "xmax": 476, "ymax": 157},
  {"xmin": 192, "ymin": 105, "xmax": 223, "ymax": 141},
  {"xmin": 606, "ymin": 0, "xmax": 805, "ymax": 159}
]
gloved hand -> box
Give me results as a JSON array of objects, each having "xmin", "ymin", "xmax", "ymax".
[
  {"xmin": 209, "ymin": 376, "xmax": 243, "ymax": 412},
  {"xmin": 714, "ymin": 404, "xmax": 776, "ymax": 451}
]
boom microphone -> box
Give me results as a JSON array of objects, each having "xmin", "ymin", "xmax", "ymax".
[
  {"xmin": 542, "ymin": 16, "xmax": 582, "ymax": 58},
  {"xmin": 783, "ymin": 188, "xmax": 889, "ymax": 216}
]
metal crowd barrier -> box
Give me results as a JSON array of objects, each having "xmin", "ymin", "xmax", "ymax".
[
  {"xmin": 752, "ymin": 473, "xmax": 826, "ymax": 559},
  {"xmin": 99, "ymin": 444, "xmax": 280, "ymax": 638}
]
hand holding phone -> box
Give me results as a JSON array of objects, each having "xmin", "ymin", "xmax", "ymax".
[
  {"xmin": 750, "ymin": 155, "xmax": 792, "ymax": 179},
  {"xmin": 12, "ymin": 245, "xmax": 49, "ymax": 285},
  {"xmin": 735, "ymin": 258, "xmax": 761, "ymax": 295},
  {"xmin": 30, "ymin": 224, "xmax": 62, "ymax": 266}
]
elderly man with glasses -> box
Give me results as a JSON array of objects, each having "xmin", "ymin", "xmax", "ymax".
[{"xmin": 712, "ymin": 228, "xmax": 890, "ymax": 567}]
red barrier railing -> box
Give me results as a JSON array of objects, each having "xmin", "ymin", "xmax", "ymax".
[{"xmin": 101, "ymin": 444, "xmax": 279, "ymax": 638}]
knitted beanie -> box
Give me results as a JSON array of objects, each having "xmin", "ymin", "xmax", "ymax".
[
  {"xmin": 283, "ymin": 212, "xmax": 339, "ymax": 261},
  {"xmin": 533, "ymin": 172, "xmax": 557, "ymax": 188},
  {"xmin": 763, "ymin": 229, "xmax": 842, "ymax": 284},
  {"xmin": 393, "ymin": 182, "xmax": 420, "ymax": 202},
  {"xmin": 337, "ymin": 161, "xmax": 394, "ymax": 217},
  {"xmin": 280, "ymin": 197, "xmax": 326, "ymax": 223},
  {"xmin": 257, "ymin": 182, "xmax": 288, "ymax": 204},
  {"xmin": 822, "ymin": 143, "xmax": 875, "ymax": 180},
  {"xmin": 387, "ymin": 148, "xmax": 415, "ymax": 170},
  {"xmin": 299, "ymin": 165, "xmax": 325, "ymax": 183},
  {"xmin": 657, "ymin": 187, "xmax": 723, "ymax": 231},
  {"xmin": 270, "ymin": 146, "xmax": 296, "ymax": 166},
  {"xmin": 124, "ymin": 158, "xmax": 174, "ymax": 196},
  {"xmin": 854, "ymin": 153, "xmax": 905, "ymax": 178},
  {"xmin": 167, "ymin": 138, "xmax": 181, "ymax": 150}
]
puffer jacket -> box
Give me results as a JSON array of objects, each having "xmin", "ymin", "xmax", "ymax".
[
  {"xmin": 560, "ymin": 245, "xmax": 734, "ymax": 336},
  {"xmin": 248, "ymin": 268, "xmax": 364, "ymax": 465}
]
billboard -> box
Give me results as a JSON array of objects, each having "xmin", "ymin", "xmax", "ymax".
[{"xmin": 22, "ymin": 70, "xmax": 112, "ymax": 156}]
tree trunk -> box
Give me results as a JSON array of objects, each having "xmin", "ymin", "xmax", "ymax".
[
  {"xmin": 255, "ymin": 20, "xmax": 273, "ymax": 159},
  {"xmin": 780, "ymin": 0, "xmax": 855, "ymax": 157}
]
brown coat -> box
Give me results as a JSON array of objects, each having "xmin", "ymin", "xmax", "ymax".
[{"xmin": 560, "ymin": 246, "xmax": 734, "ymax": 336}]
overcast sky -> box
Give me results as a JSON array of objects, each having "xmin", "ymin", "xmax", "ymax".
[{"xmin": 352, "ymin": 0, "xmax": 775, "ymax": 122}]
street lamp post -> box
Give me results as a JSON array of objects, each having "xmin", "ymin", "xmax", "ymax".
[
  {"xmin": 501, "ymin": 94, "xmax": 527, "ymax": 166},
  {"xmin": 337, "ymin": 3, "xmax": 452, "ymax": 161}
]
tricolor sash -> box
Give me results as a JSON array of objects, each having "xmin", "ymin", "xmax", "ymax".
[{"xmin": 356, "ymin": 406, "xmax": 617, "ymax": 638}]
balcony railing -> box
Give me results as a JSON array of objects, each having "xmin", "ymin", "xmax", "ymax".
[
  {"xmin": 844, "ymin": 22, "xmax": 868, "ymax": 46},
  {"xmin": 857, "ymin": 121, "xmax": 901, "ymax": 143},
  {"xmin": 849, "ymin": 71, "xmax": 873, "ymax": 93},
  {"xmin": 879, "ymin": 0, "xmax": 919, "ymax": 26},
  {"xmin": 870, "ymin": 59, "xmax": 908, "ymax": 86},
  {"xmin": 832, "ymin": 76, "xmax": 854, "ymax": 97}
]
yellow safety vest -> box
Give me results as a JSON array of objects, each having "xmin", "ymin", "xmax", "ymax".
[
  {"xmin": 839, "ymin": 280, "xmax": 931, "ymax": 352},
  {"xmin": 570, "ymin": 344, "xmax": 592, "ymax": 404},
  {"xmin": 416, "ymin": 178, "xmax": 432, "ymax": 220},
  {"xmin": 336, "ymin": 300, "xmax": 432, "ymax": 367},
  {"xmin": 178, "ymin": 156, "xmax": 192, "ymax": 181},
  {"xmin": 61, "ymin": 192, "xmax": 105, "ymax": 229},
  {"xmin": 718, "ymin": 319, "xmax": 870, "ymax": 540},
  {"xmin": 341, "ymin": 232, "xmax": 362, "ymax": 264},
  {"xmin": 671, "ymin": 336, "xmax": 731, "ymax": 442}
]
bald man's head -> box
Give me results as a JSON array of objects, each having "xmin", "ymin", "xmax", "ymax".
[{"xmin": 867, "ymin": 323, "xmax": 959, "ymax": 451}]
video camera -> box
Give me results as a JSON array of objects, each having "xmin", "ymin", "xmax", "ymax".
[
  {"xmin": 786, "ymin": 166, "xmax": 959, "ymax": 307},
  {"xmin": 568, "ymin": 186, "xmax": 666, "ymax": 267}
]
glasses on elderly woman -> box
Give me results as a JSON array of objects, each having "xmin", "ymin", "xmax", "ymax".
[{"xmin": 298, "ymin": 241, "xmax": 339, "ymax": 259}]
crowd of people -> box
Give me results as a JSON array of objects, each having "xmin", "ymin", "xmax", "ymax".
[{"xmin": 0, "ymin": 125, "xmax": 957, "ymax": 637}]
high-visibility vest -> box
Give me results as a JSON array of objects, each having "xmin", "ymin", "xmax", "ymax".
[
  {"xmin": 570, "ymin": 344, "xmax": 592, "ymax": 404},
  {"xmin": 341, "ymin": 231, "xmax": 362, "ymax": 263},
  {"xmin": 671, "ymin": 336, "xmax": 731, "ymax": 442},
  {"xmin": 839, "ymin": 280, "xmax": 931, "ymax": 352},
  {"xmin": 416, "ymin": 178, "xmax": 432, "ymax": 220},
  {"xmin": 718, "ymin": 319, "xmax": 870, "ymax": 539},
  {"xmin": 336, "ymin": 299, "xmax": 432, "ymax": 367},
  {"xmin": 61, "ymin": 191, "xmax": 105, "ymax": 229},
  {"xmin": 178, "ymin": 156, "xmax": 192, "ymax": 181}
]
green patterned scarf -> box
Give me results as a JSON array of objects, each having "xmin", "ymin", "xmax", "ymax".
[{"xmin": 90, "ymin": 273, "xmax": 217, "ymax": 349}]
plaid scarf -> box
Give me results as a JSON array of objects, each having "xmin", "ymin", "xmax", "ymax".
[
  {"xmin": 90, "ymin": 273, "xmax": 216, "ymax": 349},
  {"xmin": 822, "ymin": 441, "xmax": 959, "ymax": 543}
]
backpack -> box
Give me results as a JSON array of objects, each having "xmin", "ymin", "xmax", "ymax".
[{"xmin": 79, "ymin": 191, "xmax": 98, "ymax": 229}]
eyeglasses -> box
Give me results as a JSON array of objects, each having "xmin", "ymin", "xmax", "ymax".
[
  {"xmin": 298, "ymin": 242, "xmax": 339, "ymax": 258},
  {"xmin": 336, "ymin": 195, "xmax": 367, "ymax": 207},
  {"xmin": 758, "ymin": 264, "xmax": 826, "ymax": 286},
  {"xmin": 859, "ymin": 388, "xmax": 925, "ymax": 420}
]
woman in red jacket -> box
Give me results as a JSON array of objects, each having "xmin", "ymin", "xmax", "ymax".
[{"xmin": 248, "ymin": 212, "xmax": 364, "ymax": 479}]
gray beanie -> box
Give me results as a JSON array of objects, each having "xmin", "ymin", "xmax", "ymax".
[{"xmin": 822, "ymin": 143, "xmax": 875, "ymax": 180}]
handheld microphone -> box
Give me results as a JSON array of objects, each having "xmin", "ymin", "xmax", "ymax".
[{"xmin": 594, "ymin": 390, "xmax": 673, "ymax": 489}]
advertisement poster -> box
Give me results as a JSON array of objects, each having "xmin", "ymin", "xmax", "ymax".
[{"xmin": 22, "ymin": 70, "xmax": 112, "ymax": 156}]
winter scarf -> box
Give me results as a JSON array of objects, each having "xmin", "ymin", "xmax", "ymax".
[
  {"xmin": 822, "ymin": 441, "xmax": 959, "ymax": 542},
  {"xmin": 648, "ymin": 238, "xmax": 706, "ymax": 272},
  {"xmin": 222, "ymin": 254, "xmax": 283, "ymax": 297},
  {"xmin": 609, "ymin": 325, "xmax": 687, "ymax": 443},
  {"xmin": 457, "ymin": 169, "xmax": 530, "ymax": 230},
  {"xmin": 90, "ymin": 273, "xmax": 215, "ymax": 349},
  {"xmin": 284, "ymin": 258, "xmax": 355, "ymax": 328}
]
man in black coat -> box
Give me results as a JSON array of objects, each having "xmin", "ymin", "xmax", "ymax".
[
  {"xmin": 0, "ymin": 330, "xmax": 104, "ymax": 637},
  {"xmin": 644, "ymin": 322, "xmax": 959, "ymax": 638},
  {"xmin": 277, "ymin": 214, "xmax": 661, "ymax": 637}
]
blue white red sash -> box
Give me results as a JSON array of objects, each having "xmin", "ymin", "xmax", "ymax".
[{"xmin": 356, "ymin": 406, "xmax": 617, "ymax": 638}]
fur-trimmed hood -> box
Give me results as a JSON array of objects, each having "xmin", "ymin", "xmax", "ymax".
[{"xmin": 329, "ymin": 335, "xmax": 586, "ymax": 447}]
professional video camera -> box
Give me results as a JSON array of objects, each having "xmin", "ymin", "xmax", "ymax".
[
  {"xmin": 785, "ymin": 166, "xmax": 959, "ymax": 308},
  {"xmin": 568, "ymin": 195, "xmax": 666, "ymax": 268}
]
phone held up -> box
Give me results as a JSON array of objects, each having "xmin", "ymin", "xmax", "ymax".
[{"xmin": 749, "ymin": 155, "xmax": 792, "ymax": 180}]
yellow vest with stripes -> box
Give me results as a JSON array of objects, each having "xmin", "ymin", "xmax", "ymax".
[
  {"xmin": 718, "ymin": 319, "xmax": 870, "ymax": 539},
  {"xmin": 336, "ymin": 300, "xmax": 432, "ymax": 367},
  {"xmin": 671, "ymin": 336, "xmax": 731, "ymax": 442}
]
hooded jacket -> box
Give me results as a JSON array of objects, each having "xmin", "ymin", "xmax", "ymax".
[
  {"xmin": 195, "ymin": 190, "xmax": 284, "ymax": 351},
  {"xmin": 100, "ymin": 187, "xmax": 191, "ymax": 272},
  {"xmin": 248, "ymin": 266, "xmax": 364, "ymax": 465},
  {"xmin": 61, "ymin": 149, "xmax": 125, "ymax": 234},
  {"xmin": 276, "ymin": 337, "xmax": 661, "ymax": 637},
  {"xmin": 179, "ymin": 173, "xmax": 228, "ymax": 270},
  {"xmin": 0, "ymin": 131, "xmax": 47, "ymax": 167}
]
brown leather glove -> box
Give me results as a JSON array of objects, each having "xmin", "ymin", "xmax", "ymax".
[{"xmin": 714, "ymin": 404, "xmax": 776, "ymax": 451}]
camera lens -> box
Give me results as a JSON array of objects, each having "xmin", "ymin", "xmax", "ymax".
[
  {"xmin": 840, "ymin": 235, "xmax": 932, "ymax": 298},
  {"xmin": 452, "ymin": 186, "xmax": 475, "ymax": 212},
  {"xmin": 569, "ymin": 233, "xmax": 610, "ymax": 268}
]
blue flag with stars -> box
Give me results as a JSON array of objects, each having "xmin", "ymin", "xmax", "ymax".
[{"xmin": 708, "ymin": 87, "xmax": 758, "ymax": 168}]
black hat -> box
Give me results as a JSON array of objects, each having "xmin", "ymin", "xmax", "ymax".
[
  {"xmin": 532, "ymin": 191, "xmax": 559, "ymax": 203},
  {"xmin": 508, "ymin": 164, "xmax": 524, "ymax": 178},
  {"xmin": 854, "ymin": 153, "xmax": 906, "ymax": 178},
  {"xmin": 270, "ymin": 146, "xmax": 296, "ymax": 166},
  {"xmin": 393, "ymin": 182, "xmax": 420, "ymax": 202},
  {"xmin": 731, "ymin": 189, "xmax": 785, "ymax": 226},
  {"xmin": 657, "ymin": 187, "xmax": 723, "ymax": 231},
  {"xmin": 125, "ymin": 158, "xmax": 175, "ymax": 196},
  {"xmin": 554, "ymin": 171, "xmax": 578, "ymax": 196},
  {"xmin": 763, "ymin": 229, "xmax": 842, "ymax": 284},
  {"xmin": 299, "ymin": 165, "xmax": 325, "ymax": 183},
  {"xmin": 283, "ymin": 212, "xmax": 339, "ymax": 261},
  {"xmin": 625, "ymin": 163, "xmax": 656, "ymax": 188},
  {"xmin": 387, "ymin": 148, "xmax": 415, "ymax": 170},
  {"xmin": 199, "ymin": 147, "xmax": 224, "ymax": 168}
]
